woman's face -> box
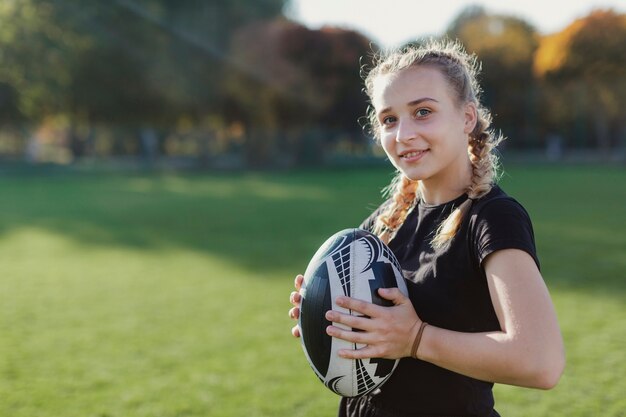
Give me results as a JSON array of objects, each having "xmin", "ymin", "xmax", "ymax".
[{"xmin": 371, "ymin": 66, "xmax": 476, "ymax": 189}]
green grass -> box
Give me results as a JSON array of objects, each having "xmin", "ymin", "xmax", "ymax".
[{"xmin": 0, "ymin": 165, "xmax": 624, "ymax": 416}]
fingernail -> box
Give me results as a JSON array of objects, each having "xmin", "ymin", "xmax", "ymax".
[
  {"xmin": 336, "ymin": 297, "xmax": 345, "ymax": 306},
  {"xmin": 325, "ymin": 311, "xmax": 334, "ymax": 321}
]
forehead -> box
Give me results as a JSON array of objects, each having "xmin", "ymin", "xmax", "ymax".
[{"xmin": 371, "ymin": 66, "xmax": 453, "ymax": 110}]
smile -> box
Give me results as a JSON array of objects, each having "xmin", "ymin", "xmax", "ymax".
[{"xmin": 400, "ymin": 150, "xmax": 428, "ymax": 160}]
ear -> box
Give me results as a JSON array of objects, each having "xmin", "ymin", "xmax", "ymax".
[{"xmin": 463, "ymin": 102, "xmax": 478, "ymax": 135}]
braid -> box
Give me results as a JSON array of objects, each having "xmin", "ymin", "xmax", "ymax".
[
  {"xmin": 362, "ymin": 39, "xmax": 504, "ymax": 249},
  {"xmin": 467, "ymin": 112, "xmax": 501, "ymax": 198},
  {"xmin": 431, "ymin": 111, "xmax": 502, "ymax": 249},
  {"xmin": 373, "ymin": 174, "xmax": 419, "ymax": 244}
]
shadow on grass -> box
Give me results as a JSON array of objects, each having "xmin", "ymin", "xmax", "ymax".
[
  {"xmin": 1, "ymin": 165, "xmax": 624, "ymax": 298},
  {"xmin": 0, "ymin": 168, "xmax": 393, "ymax": 275}
]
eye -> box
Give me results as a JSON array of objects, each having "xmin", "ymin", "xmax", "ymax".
[
  {"xmin": 415, "ymin": 108, "xmax": 431, "ymax": 118},
  {"xmin": 381, "ymin": 115, "xmax": 397, "ymax": 126}
]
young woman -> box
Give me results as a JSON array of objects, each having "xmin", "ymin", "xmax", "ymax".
[{"xmin": 288, "ymin": 39, "xmax": 565, "ymax": 417}]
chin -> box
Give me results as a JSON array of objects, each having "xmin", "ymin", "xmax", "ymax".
[
  {"xmin": 390, "ymin": 158, "xmax": 430, "ymax": 180},
  {"xmin": 398, "ymin": 167, "xmax": 429, "ymax": 182}
]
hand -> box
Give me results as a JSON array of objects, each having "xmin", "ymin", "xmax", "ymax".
[
  {"xmin": 325, "ymin": 287, "xmax": 421, "ymax": 360},
  {"xmin": 288, "ymin": 274, "xmax": 304, "ymax": 338}
]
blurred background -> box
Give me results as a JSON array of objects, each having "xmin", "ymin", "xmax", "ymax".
[
  {"xmin": 1, "ymin": 0, "xmax": 625, "ymax": 169},
  {"xmin": 0, "ymin": 1, "xmax": 625, "ymax": 417}
]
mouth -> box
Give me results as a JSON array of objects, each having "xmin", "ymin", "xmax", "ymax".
[{"xmin": 400, "ymin": 149, "xmax": 428, "ymax": 160}]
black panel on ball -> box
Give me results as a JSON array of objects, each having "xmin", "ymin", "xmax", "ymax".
[
  {"xmin": 301, "ymin": 261, "xmax": 333, "ymax": 377},
  {"xmin": 300, "ymin": 228, "xmax": 407, "ymax": 397},
  {"xmin": 317, "ymin": 230, "xmax": 356, "ymax": 261},
  {"xmin": 368, "ymin": 261, "xmax": 398, "ymax": 307}
]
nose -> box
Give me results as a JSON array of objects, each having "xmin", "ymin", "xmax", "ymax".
[{"xmin": 395, "ymin": 119, "xmax": 417, "ymax": 143}]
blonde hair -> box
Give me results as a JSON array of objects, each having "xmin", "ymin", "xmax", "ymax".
[{"xmin": 365, "ymin": 39, "xmax": 502, "ymax": 248}]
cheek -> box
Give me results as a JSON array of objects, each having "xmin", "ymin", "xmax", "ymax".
[
  {"xmin": 380, "ymin": 134, "xmax": 396, "ymax": 156},
  {"xmin": 440, "ymin": 122, "xmax": 468, "ymax": 151},
  {"xmin": 453, "ymin": 128, "xmax": 471, "ymax": 150}
]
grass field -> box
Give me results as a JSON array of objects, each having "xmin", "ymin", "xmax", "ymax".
[{"xmin": 0, "ymin": 164, "xmax": 624, "ymax": 417}]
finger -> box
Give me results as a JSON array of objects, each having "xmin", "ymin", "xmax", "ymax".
[
  {"xmin": 294, "ymin": 274, "xmax": 304, "ymax": 290},
  {"xmin": 338, "ymin": 345, "xmax": 378, "ymax": 360},
  {"xmin": 336, "ymin": 296, "xmax": 381, "ymax": 317},
  {"xmin": 288, "ymin": 306, "xmax": 300, "ymax": 320},
  {"xmin": 289, "ymin": 291, "xmax": 301, "ymax": 306},
  {"xmin": 326, "ymin": 325, "xmax": 370, "ymax": 345},
  {"xmin": 378, "ymin": 287, "xmax": 408, "ymax": 306},
  {"xmin": 291, "ymin": 325, "xmax": 301, "ymax": 338},
  {"xmin": 326, "ymin": 310, "xmax": 373, "ymax": 332}
]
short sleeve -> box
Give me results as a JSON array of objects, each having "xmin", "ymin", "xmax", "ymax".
[{"xmin": 470, "ymin": 198, "xmax": 540, "ymax": 270}]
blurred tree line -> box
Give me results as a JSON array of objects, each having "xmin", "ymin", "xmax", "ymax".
[{"xmin": 0, "ymin": 1, "xmax": 624, "ymax": 167}]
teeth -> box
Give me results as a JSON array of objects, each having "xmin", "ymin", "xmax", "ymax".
[{"xmin": 402, "ymin": 151, "xmax": 422, "ymax": 158}]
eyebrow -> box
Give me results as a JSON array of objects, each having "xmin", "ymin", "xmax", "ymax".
[{"xmin": 378, "ymin": 97, "xmax": 439, "ymax": 115}]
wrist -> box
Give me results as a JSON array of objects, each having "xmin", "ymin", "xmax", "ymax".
[{"xmin": 411, "ymin": 321, "xmax": 428, "ymax": 359}]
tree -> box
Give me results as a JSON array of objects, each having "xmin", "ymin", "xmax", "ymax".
[
  {"xmin": 289, "ymin": 26, "xmax": 375, "ymax": 138},
  {"xmin": 226, "ymin": 18, "xmax": 375, "ymax": 167},
  {"xmin": 282, "ymin": 24, "xmax": 376, "ymax": 164},
  {"xmin": 0, "ymin": 0, "xmax": 289, "ymax": 159},
  {"xmin": 447, "ymin": 6, "xmax": 540, "ymax": 147},
  {"xmin": 0, "ymin": 82, "xmax": 22, "ymax": 124},
  {"xmin": 534, "ymin": 9, "xmax": 626, "ymax": 152}
]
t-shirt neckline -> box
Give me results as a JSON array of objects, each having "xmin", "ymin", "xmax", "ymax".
[{"xmin": 418, "ymin": 192, "xmax": 469, "ymax": 210}]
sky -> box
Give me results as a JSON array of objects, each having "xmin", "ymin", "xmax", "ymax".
[{"xmin": 285, "ymin": 0, "xmax": 626, "ymax": 48}]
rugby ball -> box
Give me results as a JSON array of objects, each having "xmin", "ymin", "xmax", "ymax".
[{"xmin": 299, "ymin": 228, "xmax": 408, "ymax": 397}]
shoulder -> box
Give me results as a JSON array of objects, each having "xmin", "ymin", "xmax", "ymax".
[
  {"xmin": 468, "ymin": 186, "xmax": 540, "ymax": 269},
  {"xmin": 470, "ymin": 186, "xmax": 530, "ymax": 220}
]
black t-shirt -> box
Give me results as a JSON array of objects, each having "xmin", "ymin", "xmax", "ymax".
[{"xmin": 341, "ymin": 185, "xmax": 539, "ymax": 417}]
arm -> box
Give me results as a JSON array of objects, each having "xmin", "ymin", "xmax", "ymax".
[
  {"xmin": 418, "ymin": 248, "xmax": 565, "ymax": 388},
  {"xmin": 326, "ymin": 248, "xmax": 565, "ymax": 389}
]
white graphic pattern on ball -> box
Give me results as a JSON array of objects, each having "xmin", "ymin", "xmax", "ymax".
[{"xmin": 299, "ymin": 229, "xmax": 408, "ymax": 397}]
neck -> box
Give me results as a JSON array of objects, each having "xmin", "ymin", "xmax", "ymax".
[
  {"xmin": 418, "ymin": 158, "xmax": 473, "ymax": 205},
  {"xmin": 419, "ymin": 182, "xmax": 468, "ymax": 205}
]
